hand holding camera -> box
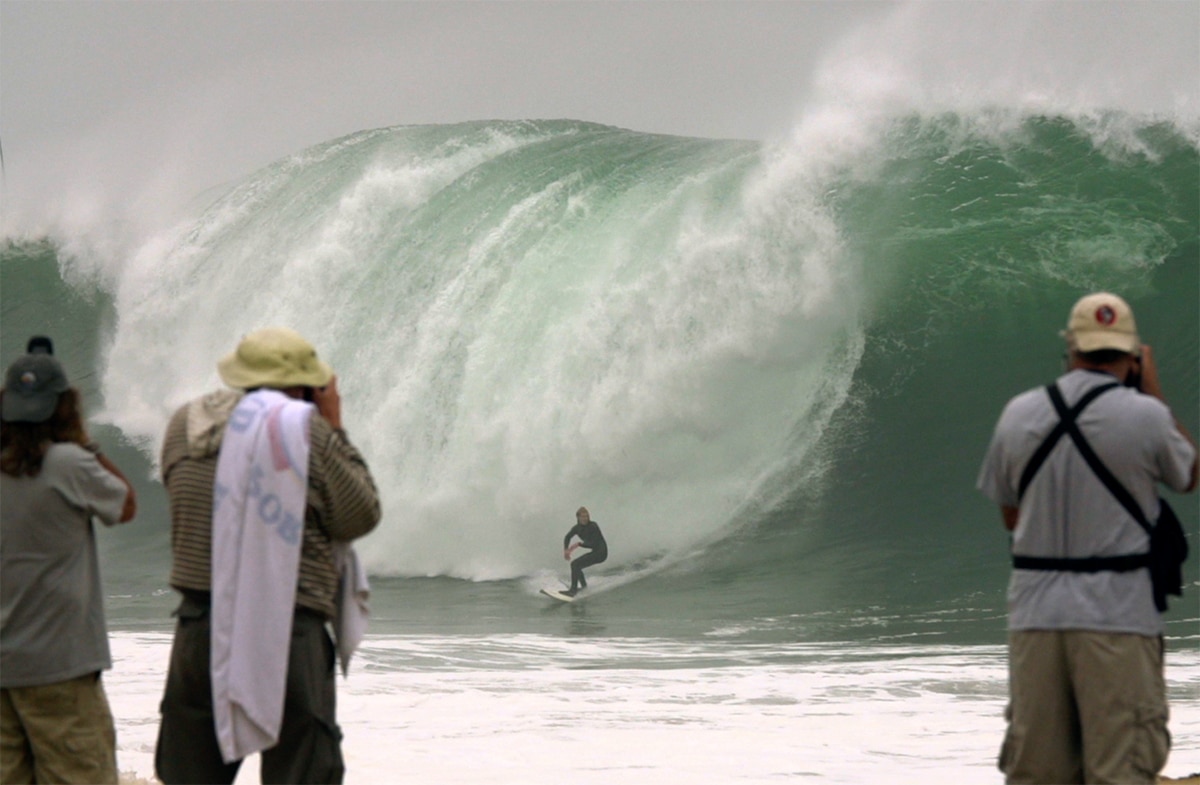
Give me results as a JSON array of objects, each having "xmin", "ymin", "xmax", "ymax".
[
  {"xmin": 1132, "ymin": 344, "xmax": 1164, "ymax": 399},
  {"xmin": 312, "ymin": 376, "xmax": 342, "ymax": 430}
]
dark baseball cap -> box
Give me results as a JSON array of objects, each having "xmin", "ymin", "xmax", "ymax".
[{"xmin": 2, "ymin": 352, "xmax": 70, "ymax": 423}]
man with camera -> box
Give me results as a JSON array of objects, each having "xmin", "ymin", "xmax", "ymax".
[
  {"xmin": 154, "ymin": 327, "xmax": 380, "ymax": 784},
  {"xmin": 977, "ymin": 292, "xmax": 1197, "ymax": 784},
  {"xmin": 1, "ymin": 337, "xmax": 138, "ymax": 784}
]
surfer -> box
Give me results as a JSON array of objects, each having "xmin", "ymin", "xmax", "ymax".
[{"xmin": 562, "ymin": 506, "xmax": 607, "ymax": 596}]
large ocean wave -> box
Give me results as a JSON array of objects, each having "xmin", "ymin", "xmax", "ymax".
[{"xmin": 2, "ymin": 110, "xmax": 1196, "ymax": 620}]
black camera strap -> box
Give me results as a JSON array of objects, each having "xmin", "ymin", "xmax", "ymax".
[
  {"xmin": 1013, "ymin": 380, "xmax": 1152, "ymax": 574},
  {"xmin": 1043, "ymin": 383, "xmax": 1154, "ymax": 534},
  {"xmin": 1016, "ymin": 381, "xmax": 1120, "ymax": 500}
]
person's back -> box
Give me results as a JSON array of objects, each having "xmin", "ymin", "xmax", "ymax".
[
  {"xmin": 1, "ymin": 443, "xmax": 125, "ymax": 683},
  {"xmin": 159, "ymin": 389, "xmax": 375, "ymax": 619},
  {"xmin": 991, "ymin": 370, "xmax": 1190, "ymax": 636}
]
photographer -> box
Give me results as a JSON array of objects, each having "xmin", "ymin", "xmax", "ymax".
[
  {"xmin": 154, "ymin": 327, "xmax": 380, "ymax": 784},
  {"xmin": 977, "ymin": 293, "xmax": 1197, "ymax": 784},
  {"xmin": 0, "ymin": 337, "xmax": 137, "ymax": 784}
]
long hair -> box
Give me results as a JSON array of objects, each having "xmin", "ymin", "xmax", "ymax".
[{"xmin": 0, "ymin": 388, "xmax": 88, "ymax": 478}]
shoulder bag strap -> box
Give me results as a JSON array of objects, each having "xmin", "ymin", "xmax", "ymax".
[
  {"xmin": 1017, "ymin": 381, "xmax": 1120, "ymax": 500},
  {"xmin": 1044, "ymin": 383, "xmax": 1153, "ymax": 534}
]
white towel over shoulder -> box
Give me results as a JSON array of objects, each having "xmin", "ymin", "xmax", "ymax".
[
  {"xmin": 334, "ymin": 543, "xmax": 369, "ymax": 675},
  {"xmin": 210, "ymin": 389, "xmax": 313, "ymax": 763}
]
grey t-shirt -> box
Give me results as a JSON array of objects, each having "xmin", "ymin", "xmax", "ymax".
[
  {"xmin": 1, "ymin": 443, "xmax": 128, "ymax": 687},
  {"xmin": 978, "ymin": 369, "xmax": 1195, "ymax": 636}
]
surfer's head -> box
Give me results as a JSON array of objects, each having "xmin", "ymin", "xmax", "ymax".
[
  {"xmin": 218, "ymin": 326, "xmax": 334, "ymax": 391},
  {"xmin": 576, "ymin": 506, "xmax": 590, "ymax": 523}
]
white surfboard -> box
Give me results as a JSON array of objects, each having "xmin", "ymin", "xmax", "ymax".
[{"xmin": 539, "ymin": 587, "xmax": 577, "ymax": 603}]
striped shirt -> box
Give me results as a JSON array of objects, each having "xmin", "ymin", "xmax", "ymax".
[{"xmin": 161, "ymin": 393, "xmax": 381, "ymax": 619}]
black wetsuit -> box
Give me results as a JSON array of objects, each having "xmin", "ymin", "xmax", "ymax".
[{"xmin": 563, "ymin": 520, "xmax": 608, "ymax": 592}]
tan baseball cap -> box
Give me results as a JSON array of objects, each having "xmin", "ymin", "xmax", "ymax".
[
  {"xmin": 218, "ymin": 327, "xmax": 334, "ymax": 390},
  {"xmin": 1065, "ymin": 292, "xmax": 1140, "ymax": 354}
]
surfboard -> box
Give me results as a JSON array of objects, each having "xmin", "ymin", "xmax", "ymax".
[{"xmin": 539, "ymin": 587, "xmax": 577, "ymax": 603}]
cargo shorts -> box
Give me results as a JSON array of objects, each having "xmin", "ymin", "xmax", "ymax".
[
  {"xmin": 1000, "ymin": 629, "xmax": 1169, "ymax": 784},
  {"xmin": 0, "ymin": 672, "xmax": 118, "ymax": 785}
]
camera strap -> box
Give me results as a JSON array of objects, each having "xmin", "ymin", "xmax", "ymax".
[
  {"xmin": 1016, "ymin": 381, "xmax": 1120, "ymax": 500},
  {"xmin": 1042, "ymin": 382, "xmax": 1154, "ymax": 534},
  {"xmin": 1013, "ymin": 380, "xmax": 1152, "ymax": 574}
]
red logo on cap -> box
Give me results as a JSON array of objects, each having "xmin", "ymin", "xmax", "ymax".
[{"xmin": 1095, "ymin": 305, "xmax": 1117, "ymax": 326}]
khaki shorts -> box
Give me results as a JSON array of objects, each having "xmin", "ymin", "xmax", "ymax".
[
  {"xmin": 1001, "ymin": 630, "xmax": 1169, "ymax": 784},
  {"xmin": 0, "ymin": 673, "xmax": 118, "ymax": 785}
]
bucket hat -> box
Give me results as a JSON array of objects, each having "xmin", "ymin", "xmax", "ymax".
[
  {"xmin": 2, "ymin": 353, "xmax": 70, "ymax": 423},
  {"xmin": 217, "ymin": 327, "xmax": 334, "ymax": 390},
  {"xmin": 1065, "ymin": 292, "xmax": 1140, "ymax": 354}
]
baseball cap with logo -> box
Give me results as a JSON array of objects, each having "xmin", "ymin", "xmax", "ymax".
[
  {"xmin": 2, "ymin": 352, "xmax": 70, "ymax": 423},
  {"xmin": 1065, "ymin": 292, "xmax": 1140, "ymax": 354}
]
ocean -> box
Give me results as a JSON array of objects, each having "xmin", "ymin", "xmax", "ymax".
[{"xmin": 2, "ymin": 112, "xmax": 1198, "ymax": 782}]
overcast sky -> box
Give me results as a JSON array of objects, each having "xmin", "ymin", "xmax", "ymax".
[{"xmin": 2, "ymin": 1, "xmax": 1196, "ymax": 236}]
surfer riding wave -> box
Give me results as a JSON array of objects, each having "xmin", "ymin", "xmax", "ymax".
[{"xmin": 562, "ymin": 507, "xmax": 607, "ymax": 597}]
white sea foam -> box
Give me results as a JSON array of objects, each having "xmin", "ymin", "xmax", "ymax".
[
  {"xmin": 107, "ymin": 632, "xmax": 1200, "ymax": 784},
  {"xmin": 90, "ymin": 121, "xmax": 865, "ymax": 582}
]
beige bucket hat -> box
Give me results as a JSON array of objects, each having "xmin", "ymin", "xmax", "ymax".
[{"xmin": 218, "ymin": 327, "xmax": 334, "ymax": 390}]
